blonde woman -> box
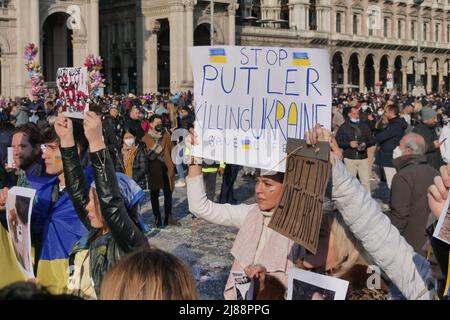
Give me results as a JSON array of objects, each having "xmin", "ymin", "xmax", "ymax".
[
  {"xmin": 100, "ymin": 247, "xmax": 197, "ymax": 300},
  {"xmin": 167, "ymin": 103, "xmax": 178, "ymax": 132}
]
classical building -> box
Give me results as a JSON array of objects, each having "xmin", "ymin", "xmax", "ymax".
[
  {"xmin": 1, "ymin": 0, "xmax": 450, "ymax": 97},
  {"xmin": 0, "ymin": 0, "xmax": 99, "ymax": 97},
  {"xmin": 123, "ymin": 0, "xmax": 450, "ymax": 95}
]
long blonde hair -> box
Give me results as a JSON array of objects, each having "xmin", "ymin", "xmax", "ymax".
[
  {"xmin": 322, "ymin": 211, "xmax": 368, "ymax": 278},
  {"xmin": 167, "ymin": 103, "xmax": 178, "ymax": 129},
  {"xmin": 100, "ymin": 247, "xmax": 197, "ymax": 300}
]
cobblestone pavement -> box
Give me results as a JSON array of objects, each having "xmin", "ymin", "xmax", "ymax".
[{"xmin": 141, "ymin": 168, "xmax": 390, "ymax": 300}]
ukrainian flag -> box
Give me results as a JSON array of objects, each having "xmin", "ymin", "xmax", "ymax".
[
  {"xmin": 209, "ymin": 48, "xmax": 227, "ymax": 64},
  {"xmin": 293, "ymin": 52, "xmax": 311, "ymax": 67},
  {"xmin": 0, "ymin": 170, "xmax": 93, "ymax": 294},
  {"xmin": 242, "ymin": 139, "xmax": 252, "ymax": 150}
]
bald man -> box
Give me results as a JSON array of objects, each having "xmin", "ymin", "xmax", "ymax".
[{"xmin": 388, "ymin": 133, "xmax": 439, "ymax": 253}]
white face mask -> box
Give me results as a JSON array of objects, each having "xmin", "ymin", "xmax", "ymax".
[
  {"xmin": 393, "ymin": 146, "xmax": 402, "ymax": 159},
  {"xmin": 124, "ymin": 138, "xmax": 135, "ymax": 147},
  {"xmin": 350, "ymin": 118, "xmax": 360, "ymax": 124},
  {"xmin": 377, "ymin": 111, "xmax": 384, "ymax": 116}
]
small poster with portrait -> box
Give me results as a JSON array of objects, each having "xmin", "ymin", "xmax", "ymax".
[
  {"xmin": 433, "ymin": 194, "xmax": 450, "ymax": 245},
  {"xmin": 56, "ymin": 67, "xmax": 89, "ymax": 119},
  {"xmin": 287, "ymin": 268, "xmax": 349, "ymax": 300},
  {"xmin": 6, "ymin": 187, "xmax": 36, "ymax": 279}
]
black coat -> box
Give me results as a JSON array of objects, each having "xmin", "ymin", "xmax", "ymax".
[
  {"xmin": 412, "ymin": 122, "xmax": 444, "ymax": 170},
  {"xmin": 336, "ymin": 120, "xmax": 375, "ymax": 160},
  {"xmin": 375, "ymin": 117, "xmax": 408, "ymax": 167},
  {"xmin": 122, "ymin": 145, "xmax": 149, "ymax": 190},
  {"xmin": 388, "ymin": 154, "xmax": 439, "ymax": 252}
]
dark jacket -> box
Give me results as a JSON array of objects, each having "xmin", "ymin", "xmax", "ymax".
[
  {"xmin": 61, "ymin": 146, "xmax": 148, "ymax": 297},
  {"xmin": 336, "ymin": 120, "xmax": 375, "ymax": 160},
  {"xmin": 413, "ymin": 122, "xmax": 444, "ymax": 170},
  {"xmin": 387, "ymin": 154, "xmax": 439, "ymax": 252},
  {"xmin": 102, "ymin": 116, "xmax": 124, "ymax": 173},
  {"xmin": 179, "ymin": 113, "xmax": 195, "ymax": 131},
  {"xmin": 375, "ymin": 117, "xmax": 408, "ymax": 167},
  {"xmin": 122, "ymin": 144, "xmax": 149, "ymax": 190}
]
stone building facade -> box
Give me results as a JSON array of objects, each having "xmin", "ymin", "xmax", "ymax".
[
  {"xmin": 0, "ymin": 0, "xmax": 99, "ymax": 97},
  {"xmin": 1, "ymin": 0, "xmax": 450, "ymax": 96}
]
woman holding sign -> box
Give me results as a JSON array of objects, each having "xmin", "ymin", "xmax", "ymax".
[{"xmin": 54, "ymin": 112, "xmax": 149, "ymax": 299}]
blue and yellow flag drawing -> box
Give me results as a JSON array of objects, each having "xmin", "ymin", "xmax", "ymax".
[
  {"xmin": 209, "ymin": 48, "xmax": 227, "ymax": 64},
  {"xmin": 242, "ymin": 139, "xmax": 252, "ymax": 150},
  {"xmin": 293, "ymin": 52, "xmax": 311, "ymax": 67}
]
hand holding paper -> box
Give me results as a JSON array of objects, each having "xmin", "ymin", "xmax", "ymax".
[
  {"xmin": 428, "ymin": 164, "xmax": 450, "ymax": 219},
  {"xmin": 84, "ymin": 112, "xmax": 105, "ymax": 152},
  {"xmin": 0, "ymin": 187, "xmax": 7, "ymax": 209},
  {"xmin": 55, "ymin": 113, "xmax": 75, "ymax": 148}
]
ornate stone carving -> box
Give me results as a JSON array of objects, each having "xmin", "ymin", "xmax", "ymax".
[
  {"xmin": 228, "ymin": 2, "xmax": 239, "ymax": 15},
  {"xmin": 182, "ymin": 0, "xmax": 197, "ymax": 10}
]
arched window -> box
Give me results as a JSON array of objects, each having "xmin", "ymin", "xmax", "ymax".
[
  {"xmin": 353, "ymin": 14, "xmax": 358, "ymax": 35},
  {"xmin": 309, "ymin": 0, "xmax": 317, "ymax": 31},
  {"xmin": 336, "ymin": 12, "xmax": 342, "ymax": 33}
]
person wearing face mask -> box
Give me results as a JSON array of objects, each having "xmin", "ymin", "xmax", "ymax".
[
  {"xmin": 121, "ymin": 129, "xmax": 149, "ymax": 190},
  {"xmin": 142, "ymin": 114, "xmax": 178, "ymax": 228},
  {"xmin": 388, "ymin": 133, "xmax": 438, "ymax": 253},
  {"xmin": 412, "ymin": 107, "xmax": 445, "ymax": 170},
  {"xmin": 336, "ymin": 107, "xmax": 375, "ymax": 191}
]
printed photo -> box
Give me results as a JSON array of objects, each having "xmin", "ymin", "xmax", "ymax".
[
  {"xmin": 6, "ymin": 187, "xmax": 36, "ymax": 279},
  {"xmin": 287, "ymin": 267, "xmax": 349, "ymax": 300},
  {"xmin": 292, "ymin": 278, "xmax": 336, "ymax": 300},
  {"xmin": 433, "ymin": 195, "xmax": 450, "ymax": 245}
]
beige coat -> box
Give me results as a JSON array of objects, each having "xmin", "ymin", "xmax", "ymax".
[{"xmin": 186, "ymin": 174, "xmax": 301, "ymax": 300}]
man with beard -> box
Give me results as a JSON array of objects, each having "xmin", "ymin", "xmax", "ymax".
[{"xmin": 11, "ymin": 123, "xmax": 47, "ymax": 178}]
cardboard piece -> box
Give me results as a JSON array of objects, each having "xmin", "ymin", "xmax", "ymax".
[{"xmin": 268, "ymin": 138, "xmax": 331, "ymax": 254}]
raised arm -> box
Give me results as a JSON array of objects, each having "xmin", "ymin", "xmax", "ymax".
[
  {"xmin": 332, "ymin": 159, "xmax": 435, "ymax": 300},
  {"xmin": 84, "ymin": 112, "xmax": 148, "ymax": 253},
  {"xmin": 56, "ymin": 114, "xmax": 91, "ymax": 229}
]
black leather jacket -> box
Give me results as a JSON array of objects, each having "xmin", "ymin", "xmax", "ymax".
[{"xmin": 61, "ymin": 146, "xmax": 148, "ymax": 296}]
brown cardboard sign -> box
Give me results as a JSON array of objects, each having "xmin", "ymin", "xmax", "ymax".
[{"xmin": 268, "ymin": 138, "xmax": 331, "ymax": 254}]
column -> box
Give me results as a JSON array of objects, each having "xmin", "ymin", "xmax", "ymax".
[
  {"xmin": 30, "ymin": 0, "xmax": 40, "ymax": 63},
  {"xmin": 137, "ymin": 17, "xmax": 159, "ymax": 94},
  {"xmin": 401, "ymin": 67, "xmax": 408, "ymax": 94},
  {"xmin": 89, "ymin": 0, "xmax": 100, "ymax": 56},
  {"xmin": 317, "ymin": 8, "xmax": 322, "ymax": 31},
  {"xmin": 359, "ymin": 64, "xmax": 365, "ymax": 93},
  {"xmin": 228, "ymin": 2, "xmax": 238, "ymax": 45},
  {"xmin": 427, "ymin": 67, "xmax": 432, "ymax": 93},
  {"xmin": 183, "ymin": 0, "xmax": 196, "ymax": 88},
  {"xmin": 374, "ymin": 63, "xmax": 380, "ymax": 94},
  {"xmin": 170, "ymin": 3, "xmax": 185, "ymax": 92},
  {"xmin": 72, "ymin": 35, "xmax": 88, "ymax": 69},
  {"xmin": 343, "ymin": 62, "xmax": 349, "ymax": 93},
  {"xmin": 439, "ymin": 67, "xmax": 444, "ymax": 94}
]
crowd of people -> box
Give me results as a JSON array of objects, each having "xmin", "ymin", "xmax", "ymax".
[{"xmin": 0, "ymin": 89, "xmax": 450, "ymax": 301}]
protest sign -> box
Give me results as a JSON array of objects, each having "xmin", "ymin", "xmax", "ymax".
[
  {"xmin": 287, "ymin": 268, "xmax": 349, "ymax": 300},
  {"xmin": 433, "ymin": 194, "xmax": 450, "ymax": 245},
  {"xmin": 189, "ymin": 46, "xmax": 332, "ymax": 172},
  {"xmin": 232, "ymin": 272, "xmax": 255, "ymax": 300},
  {"xmin": 7, "ymin": 147, "xmax": 13, "ymax": 168},
  {"xmin": 268, "ymin": 138, "xmax": 331, "ymax": 254},
  {"xmin": 56, "ymin": 67, "xmax": 89, "ymax": 119},
  {"xmin": 6, "ymin": 187, "xmax": 36, "ymax": 279}
]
